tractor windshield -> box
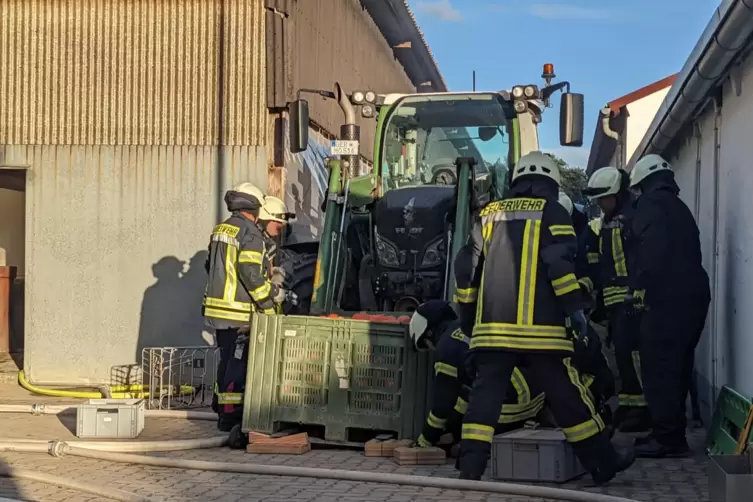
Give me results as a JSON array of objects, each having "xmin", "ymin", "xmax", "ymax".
[{"xmin": 380, "ymin": 93, "xmax": 514, "ymax": 192}]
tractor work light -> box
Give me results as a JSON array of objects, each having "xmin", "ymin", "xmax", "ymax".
[
  {"xmin": 352, "ymin": 91, "xmax": 365, "ymax": 103},
  {"xmin": 514, "ymin": 100, "xmax": 528, "ymax": 113},
  {"xmin": 511, "ymin": 86, "xmax": 524, "ymax": 99},
  {"xmin": 362, "ymin": 104, "xmax": 375, "ymax": 118},
  {"xmin": 524, "ymin": 85, "xmax": 537, "ymax": 98},
  {"xmin": 365, "ymin": 91, "xmax": 377, "ymax": 103}
]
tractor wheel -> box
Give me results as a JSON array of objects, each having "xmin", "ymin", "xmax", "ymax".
[{"xmin": 278, "ymin": 246, "xmax": 318, "ymax": 315}]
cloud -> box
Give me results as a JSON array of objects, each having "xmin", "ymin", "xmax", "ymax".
[
  {"xmin": 526, "ymin": 3, "xmax": 616, "ymax": 20},
  {"xmin": 545, "ymin": 147, "xmax": 591, "ymax": 169},
  {"xmin": 414, "ymin": 0, "xmax": 464, "ymax": 22}
]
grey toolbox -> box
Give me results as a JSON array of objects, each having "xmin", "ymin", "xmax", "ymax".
[
  {"xmin": 491, "ymin": 426, "xmax": 585, "ymax": 483},
  {"xmin": 707, "ymin": 448, "xmax": 753, "ymax": 502},
  {"xmin": 76, "ymin": 398, "xmax": 145, "ymax": 439}
]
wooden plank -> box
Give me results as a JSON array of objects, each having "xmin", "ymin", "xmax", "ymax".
[
  {"xmin": 364, "ymin": 438, "xmax": 412, "ymax": 457},
  {"xmin": 393, "ymin": 446, "xmax": 446, "ymax": 466},
  {"xmin": 247, "ymin": 431, "xmax": 311, "ymax": 455}
]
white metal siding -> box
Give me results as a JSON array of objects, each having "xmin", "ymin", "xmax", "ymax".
[{"xmin": 654, "ymin": 51, "xmax": 753, "ymax": 420}]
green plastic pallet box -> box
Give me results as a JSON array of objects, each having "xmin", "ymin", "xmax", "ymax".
[
  {"xmin": 241, "ymin": 314, "xmax": 433, "ymax": 443},
  {"xmin": 707, "ymin": 386, "xmax": 753, "ymax": 455}
]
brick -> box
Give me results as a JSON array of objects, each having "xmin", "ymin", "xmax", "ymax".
[
  {"xmin": 247, "ymin": 431, "xmax": 311, "ymax": 455},
  {"xmin": 364, "ymin": 438, "xmax": 412, "ymax": 457},
  {"xmin": 392, "ymin": 446, "xmax": 446, "ymax": 466}
]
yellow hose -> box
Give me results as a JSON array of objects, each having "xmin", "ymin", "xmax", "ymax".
[{"xmin": 17, "ymin": 371, "xmax": 195, "ymax": 399}]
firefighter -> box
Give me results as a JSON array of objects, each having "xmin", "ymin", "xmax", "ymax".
[
  {"xmin": 559, "ymin": 191, "xmax": 616, "ymax": 433},
  {"xmin": 204, "ymin": 182, "xmax": 289, "ymax": 431},
  {"xmin": 258, "ymin": 196, "xmax": 296, "ymax": 308},
  {"xmin": 583, "ymin": 166, "xmax": 649, "ymax": 432},
  {"xmin": 409, "ymin": 300, "xmax": 546, "ymax": 450},
  {"xmin": 627, "ymin": 154, "xmax": 710, "ymax": 458},
  {"xmin": 454, "ymin": 151, "xmax": 634, "ymax": 483}
]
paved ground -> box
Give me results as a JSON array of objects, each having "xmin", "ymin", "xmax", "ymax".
[{"xmin": 0, "ymin": 384, "xmax": 711, "ymax": 502}]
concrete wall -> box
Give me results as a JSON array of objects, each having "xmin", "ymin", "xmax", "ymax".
[
  {"xmin": 0, "ymin": 0, "xmax": 271, "ymax": 384},
  {"xmin": 0, "ymin": 188, "xmax": 25, "ymax": 276},
  {"xmin": 653, "ymin": 49, "xmax": 753, "ymax": 423}
]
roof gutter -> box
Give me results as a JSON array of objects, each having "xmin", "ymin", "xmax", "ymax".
[{"xmin": 628, "ymin": 0, "xmax": 753, "ymax": 166}]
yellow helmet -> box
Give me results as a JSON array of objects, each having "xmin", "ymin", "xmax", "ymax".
[{"xmin": 259, "ymin": 196, "xmax": 294, "ymax": 223}]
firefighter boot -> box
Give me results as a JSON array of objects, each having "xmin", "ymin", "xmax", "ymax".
[{"xmin": 572, "ymin": 431, "xmax": 636, "ymax": 486}]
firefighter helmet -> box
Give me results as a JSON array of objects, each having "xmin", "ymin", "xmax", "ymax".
[
  {"xmin": 231, "ymin": 182, "xmax": 266, "ymax": 204},
  {"xmin": 259, "ymin": 196, "xmax": 295, "ymax": 223},
  {"xmin": 511, "ymin": 151, "xmax": 562, "ymax": 186},
  {"xmin": 409, "ymin": 300, "xmax": 457, "ymax": 351},
  {"xmin": 585, "ymin": 166, "xmax": 622, "ymax": 200},
  {"xmin": 630, "ymin": 154, "xmax": 672, "ymax": 188},
  {"xmin": 558, "ymin": 190, "xmax": 573, "ymax": 216}
]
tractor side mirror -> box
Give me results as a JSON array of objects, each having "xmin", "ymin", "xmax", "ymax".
[
  {"xmin": 289, "ymin": 99, "xmax": 310, "ymax": 153},
  {"xmin": 560, "ymin": 92, "xmax": 584, "ymax": 147}
]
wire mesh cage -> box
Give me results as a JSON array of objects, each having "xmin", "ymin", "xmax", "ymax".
[{"xmin": 140, "ymin": 346, "xmax": 220, "ymax": 410}]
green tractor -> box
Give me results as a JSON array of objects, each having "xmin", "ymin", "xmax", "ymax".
[{"xmin": 279, "ymin": 64, "xmax": 585, "ymax": 316}]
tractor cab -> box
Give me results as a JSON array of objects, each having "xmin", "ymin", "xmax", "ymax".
[
  {"xmin": 283, "ymin": 64, "xmax": 584, "ymax": 315},
  {"xmin": 370, "ymin": 93, "xmax": 514, "ymax": 310}
]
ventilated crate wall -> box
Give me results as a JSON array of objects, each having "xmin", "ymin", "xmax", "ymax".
[
  {"xmin": 278, "ymin": 337, "xmax": 329, "ymax": 407},
  {"xmin": 348, "ymin": 344, "xmax": 403, "ymax": 414},
  {"xmin": 242, "ymin": 314, "xmax": 432, "ymax": 442}
]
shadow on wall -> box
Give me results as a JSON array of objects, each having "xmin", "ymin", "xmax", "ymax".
[{"xmin": 136, "ymin": 251, "xmax": 209, "ymax": 359}]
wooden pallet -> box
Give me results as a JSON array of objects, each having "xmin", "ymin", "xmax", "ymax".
[
  {"xmin": 246, "ymin": 431, "xmax": 311, "ymax": 455},
  {"xmin": 393, "ymin": 446, "xmax": 446, "ymax": 466}
]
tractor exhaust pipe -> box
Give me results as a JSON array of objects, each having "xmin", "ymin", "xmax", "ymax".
[{"xmin": 334, "ymin": 82, "xmax": 360, "ymax": 177}]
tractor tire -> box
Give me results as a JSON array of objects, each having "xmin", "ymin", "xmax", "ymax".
[{"xmin": 278, "ymin": 246, "xmax": 318, "ymax": 315}]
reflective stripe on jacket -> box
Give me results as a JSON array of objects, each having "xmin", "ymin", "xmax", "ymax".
[
  {"xmin": 590, "ymin": 205, "xmax": 634, "ymax": 307},
  {"xmin": 454, "ymin": 196, "xmax": 583, "ymax": 353},
  {"xmin": 417, "ymin": 319, "xmax": 546, "ymax": 446},
  {"xmin": 203, "ymin": 214, "xmax": 278, "ymax": 329}
]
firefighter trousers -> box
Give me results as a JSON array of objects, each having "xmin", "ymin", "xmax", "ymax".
[
  {"xmin": 459, "ymin": 350, "xmax": 608, "ymax": 478},
  {"xmin": 214, "ymin": 328, "xmax": 248, "ymax": 426},
  {"xmin": 610, "ymin": 305, "xmax": 646, "ymax": 409},
  {"xmin": 640, "ymin": 294, "xmax": 709, "ymax": 447}
]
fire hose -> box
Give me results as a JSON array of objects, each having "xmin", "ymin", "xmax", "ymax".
[{"xmin": 0, "ymin": 407, "xmax": 640, "ymax": 502}]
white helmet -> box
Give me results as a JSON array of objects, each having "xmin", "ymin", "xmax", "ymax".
[
  {"xmin": 585, "ymin": 166, "xmax": 623, "ymax": 200},
  {"xmin": 408, "ymin": 311, "xmax": 430, "ymax": 351},
  {"xmin": 630, "ymin": 154, "xmax": 672, "ymax": 188},
  {"xmin": 558, "ymin": 191, "xmax": 573, "ymax": 216},
  {"xmin": 511, "ymin": 151, "xmax": 562, "ymax": 186},
  {"xmin": 259, "ymin": 196, "xmax": 294, "ymax": 223},
  {"xmin": 232, "ymin": 182, "xmax": 266, "ymax": 203}
]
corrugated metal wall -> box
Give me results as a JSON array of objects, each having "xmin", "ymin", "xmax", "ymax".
[
  {"xmin": 0, "ymin": 0, "xmax": 267, "ymax": 146},
  {"xmin": 0, "ymin": 0, "xmax": 271, "ymax": 384},
  {"xmin": 272, "ymin": 0, "xmax": 417, "ymax": 160}
]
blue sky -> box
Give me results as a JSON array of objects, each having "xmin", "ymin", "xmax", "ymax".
[{"xmin": 408, "ymin": 0, "xmax": 721, "ymax": 168}]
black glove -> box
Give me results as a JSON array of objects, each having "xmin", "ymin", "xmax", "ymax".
[
  {"xmin": 624, "ymin": 289, "xmax": 647, "ymax": 314},
  {"xmin": 569, "ymin": 310, "xmax": 592, "ymax": 345}
]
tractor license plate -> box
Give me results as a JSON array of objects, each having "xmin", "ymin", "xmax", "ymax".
[{"xmin": 330, "ymin": 140, "xmax": 359, "ymax": 156}]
